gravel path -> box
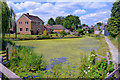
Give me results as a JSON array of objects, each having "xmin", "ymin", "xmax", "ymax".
[{"xmin": 105, "ymin": 36, "xmax": 119, "ymax": 64}]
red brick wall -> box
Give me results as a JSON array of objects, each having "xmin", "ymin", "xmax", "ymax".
[
  {"xmin": 17, "ymin": 15, "xmax": 31, "ymax": 35},
  {"xmin": 53, "ymin": 30, "xmax": 63, "ymax": 33},
  {"xmin": 31, "ymin": 22, "xmax": 44, "ymax": 35}
]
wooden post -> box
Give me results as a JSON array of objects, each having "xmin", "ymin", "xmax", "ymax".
[
  {"xmin": 6, "ymin": 48, "xmax": 9, "ymax": 61},
  {"xmin": 0, "ymin": 56, "xmax": 3, "ymax": 79}
]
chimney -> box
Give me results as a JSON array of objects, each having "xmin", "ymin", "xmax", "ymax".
[{"xmin": 27, "ymin": 13, "xmax": 29, "ymax": 15}]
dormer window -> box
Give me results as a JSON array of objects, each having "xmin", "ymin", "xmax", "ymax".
[
  {"xmin": 25, "ymin": 21, "xmax": 28, "ymax": 25},
  {"xmin": 19, "ymin": 22, "xmax": 22, "ymax": 24},
  {"xmin": 40, "ymin": 22, "xmax": 42, "ymax": 25}
]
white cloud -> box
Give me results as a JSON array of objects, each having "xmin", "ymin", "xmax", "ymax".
[
  {"xmin": 80, "ymin": 10, "xmax": 111, "ymax": 25},
  {"xmin": 79, "ymin": 2, "xmax": 107, "ymax": 9},
  {"xmin": 73, "ymin": 9, "xmax": 86, "ymax": 15},
  {"xmin": 7, "ymin": 1, "xmax": 111, "ymax": 25}
]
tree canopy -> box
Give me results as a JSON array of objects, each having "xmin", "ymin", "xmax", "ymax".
[
  {"xmin": 47, "ymin": 17, "xmax": 55, "ymax": 25},
  {"xmin": 107, "ymin": 1, "xmax": 120, "ymax": 38},
  {"xmin": 55, "ymin": 16, "xmax": 64, "ymax": 25},
  {"xmin": 1, "ymin": 1, "xmax": 16, "ymax": 39},
  {"xmin": 62, "ymin": 15, "xmax": 81, "ymax": 31}
]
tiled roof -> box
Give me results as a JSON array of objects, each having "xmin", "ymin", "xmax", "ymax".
[
  {"xmin": 45, "ymin": 24, "xmax": 66, "ymax": 30},
  {"xmin": 24, "ymin": 13, "xmax": 44, "ymax": 23}
]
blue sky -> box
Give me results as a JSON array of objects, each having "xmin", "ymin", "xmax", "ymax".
[{"xmin": 7, "ymin": 0, "xmax": 115, "ymax": 26}]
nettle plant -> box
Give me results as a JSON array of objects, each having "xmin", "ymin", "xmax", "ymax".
[{"xmin": 78, "ymin": 50, "xmax": 114, "ymax": 78}]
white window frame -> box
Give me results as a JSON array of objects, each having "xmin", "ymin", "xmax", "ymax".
[
  {"xmin": 25, "ymin": 28, "xmax": 29, "ymax": 32},
  {"xmin": 19, "ymin": 21, "xmax": 22, "ymax": 24},
  {"xmin": 25, "ymin": 21, "xmax": 28, "ymax": 25},
  {"xmin": 19, "ymin": 28, "xmax": 23, "ymax": 32}
]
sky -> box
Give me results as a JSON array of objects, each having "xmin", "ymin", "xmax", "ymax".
[{"xmin": 7, "ymin": 0, "xmax": 115, "ymax": 26}]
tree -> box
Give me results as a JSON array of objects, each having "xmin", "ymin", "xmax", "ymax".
[
  {"xmin": 2, "ymin": 1, "xmax": 10, "ymax": 39},
  {"xmin": 107, "ymin": 1, "xmax": 120, "ymax": 38},
  {"xmin": 97, "ymin": 22, "xmax": 102, "ymax": 26},
  {"xmin": 88, "ymin": 29, "xmax": 94, "ymax": 34},
  {"xmin": 1, "ymin": 1, "xmax": 16, "ymax": 39},
  {"xmin": 62, "ymin": 15, "xmax": 81, "ymax": 31},
  {"xmin": 77, "ymin": 28, "xmax": 85, "ymax": 36},
  {"xmin": 47, "ymin": 17, "xmax": 55, "ymax": 25},
  {"xmin": 55, "ymin": 16, "xmax": 64, "ymax": 25}
]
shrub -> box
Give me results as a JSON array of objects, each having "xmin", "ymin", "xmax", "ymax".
[
  {"xmin": 77, "ymin": 28, "xmax": 85, "ymax": 36},
  {"xmin": 60, "ymin": 30, "xmax": 67, "ymax": 37},
  {"xmin": 88, "ymin": 29, "xmax": 94, "ymax": 34},
  {"xmin": 43, "ymin": 30, "xmax": 48, "ymax": 36}
]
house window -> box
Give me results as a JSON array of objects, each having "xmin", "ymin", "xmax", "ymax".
[
  {"xmin": 19, "ymin": 28, "xmax": 22, "ymax": 32},
  {"xmin": 36, "ymin": 22, "xmax": 38, "ymax": 25},
  {"xmin": 19, "ymin": 22, "xmax": 22, "ymax": 24},
  {"xmin": 25, "ymin": 21, "xmax": 28, "ymax": 25},
  {"xmin": 25, "ymin": 28, "xmax": 29, "ymax": 32},
  {"xmin": 40, "ymin": 22, "xmax": 42, "ymax": 25}
]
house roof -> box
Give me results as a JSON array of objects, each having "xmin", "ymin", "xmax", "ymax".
[
  {"xmin": 45, "ymin": 24, "xmax": 66, "ymax": 30},
  {"xmin": 23, "ymin": 13, "xmax": 44, "ymax": 23},
  {"xmin": 52, "ymin": 25, "xmax": 66, "ymax": 30}
]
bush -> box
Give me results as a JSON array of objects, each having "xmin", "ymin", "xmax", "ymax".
[
  {"xmin": 60, "ymin": 30, "xmax": 67, "ymax": 37},
  {"xmin": 43, "ymin": 30, "xmax": 48, "ymax": 36},
  {"xmin": 88, "ymin": 29, "xmax": 94, "ymax": 34},
  {"xmin": 41, "ymin": 35, "xmax": 50, "ymax": 39},
  {"xmin": 77, "ymin": 28, "xmax": 85, "ymax": 36},
  {"xmin": 67, "ymin": 32, "xmax": 70, "ymax": 35},
  {"xmin": 9, "ymin": 46, "xmax": 46, "ymax": 78}
]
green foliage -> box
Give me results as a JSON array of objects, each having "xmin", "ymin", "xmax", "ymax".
[
  {"xmin": 78, "ymin": 50, "xmax": 114, "ymax": 78},
  {"xmin": 77, "ymin": 28, "xmax": 85, "ymax": 35},
  {"xmin": 60, "ymin": 30, "xmax": 67, "ymax": 37},
  {"xmin": 55, "ymin": 16, "xmax": 64, "ymax": 25},
  {"xmin": 43, "ymin": 30, "xmax": 48, "ymax": 36},
  {"xmin": 107, "ymin": 1, "xmax": 120, "ymax": 38},
  {"xmin": 50, "ymin": 29, "xmax": 54, "ymax": 34},
  {"xmin": 2, "ymin": 2, "xmax": 16, "ymax": 39},
  {"xmin": 88, "ymin": 29, "xmax": 94, "ymax": 34},
  {"xmin": 48, "ymin": 17, "xmax": 55, "ymax": 25},
  {"xmin": 97, "ymin": 22, "xmax": 102, "ymax": 26},
  {"xmin": 62, "ymin": 15, "xmax": 81, "ymax": 31},
  {"xmin": 9, "ymin": 46, "xmax": 46, "ymax": 78}
]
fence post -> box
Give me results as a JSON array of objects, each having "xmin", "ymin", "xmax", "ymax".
[
  {"xmin": 6, "ymin": 48, "xmax": 9, "ymax": 61},
  {"xmin": 0, "ymin": 56, "xmax": 3, "ymax": 79}
]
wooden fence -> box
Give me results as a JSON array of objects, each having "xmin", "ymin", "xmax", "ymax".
[
  {"xmin": 0, "ymin": 48, "xmax": 9, "ymax": 64},
  {"xmin": 0, "ymin": 49, "xmax": 22, "ymax": 80}
]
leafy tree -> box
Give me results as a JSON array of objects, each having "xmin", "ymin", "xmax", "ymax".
[
  {"xmin": 88, "ymin": 29, "xmax": 94, "ymax": 34},
  {"xmin": 62, "ymin": 15, "xmax": 81, "ymax": 31},
  {"xmin": 77, "ymin": 28, "xmax": 85, "ymax": 36},
  {"xmin": 2, "ymin": 1, "xmax": 10, "ymax": 39},
  {"xmin": 47, "ymin": 17, "xmax": 55, "ymax": 25},
  {"xmin": 107, "ymin": 1, "xmax": 120, "ymax": 38},
  {"xmin": 97, "ymin": 22, "xmax": 102, "ymax": 26},
  {"xmin": 1, "ymin": 1, "xmax": 16, "ymax": 39},
  {"xmin": 55, "ymin": 16, "xmax": 64, "ymax": 25}
]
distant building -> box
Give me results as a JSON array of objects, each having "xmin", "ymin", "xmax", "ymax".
[
  {"xmin": 94, "ymin": 23, "xmax": 107, "ymax": 35},
  {"xmin": 44, "ymin": 24, "xmax": 69, "ymax": 33},
  {"xmin": 17, "ymin": 13, "xmax": 44, "ymax": 35}
]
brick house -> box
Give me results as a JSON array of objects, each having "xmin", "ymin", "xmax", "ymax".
[
  {"xmin": 44, "ymin": 24, "xmax": 69, "ymax": 33},
  {"xmin": 17, "ymin": 13, "xmax": 44, "ymax": 35}
]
